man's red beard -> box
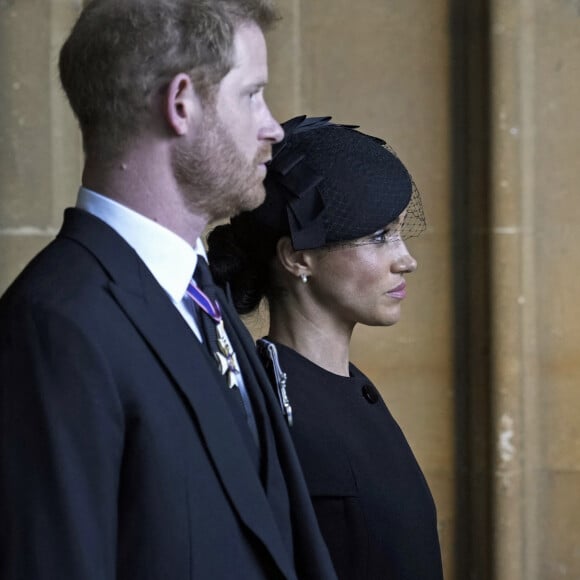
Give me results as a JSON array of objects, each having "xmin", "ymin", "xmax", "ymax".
[{"xmin": 172, "ymin": 112, "xmax": 271, "ymax": 222}]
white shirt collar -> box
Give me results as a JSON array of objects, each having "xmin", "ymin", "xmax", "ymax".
[{"xmin": 76, "ymin": 187, "xmax": 205, "ymax": 301}]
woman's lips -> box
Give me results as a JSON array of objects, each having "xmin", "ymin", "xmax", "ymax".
[{"xmin": 387, "ymin": 281, "xmax": 407, "ymax": 300}]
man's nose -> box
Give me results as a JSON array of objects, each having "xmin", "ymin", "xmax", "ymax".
[{"xmin": 260, "ymin": 108, "xmax": 284, "ymax": 144}]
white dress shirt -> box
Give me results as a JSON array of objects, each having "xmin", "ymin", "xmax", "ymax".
[{"xmin": 76, "ymin": 186, "xmax": 204, "ymax": 341}]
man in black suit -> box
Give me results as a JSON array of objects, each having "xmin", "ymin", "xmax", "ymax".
[{"xmin": 0, "ymin": 1, "xmax": 336, "ymax": 579}]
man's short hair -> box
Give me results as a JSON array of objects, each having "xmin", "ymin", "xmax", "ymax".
[{"xmin": 59, "ymin": 0, "xmax": 279, "ymax": 159}]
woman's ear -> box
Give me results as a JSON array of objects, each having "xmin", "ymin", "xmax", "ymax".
[
  {"xmin": 164, "ymin": 73, "xmax": 200, "ymax": 136},
  {"xmin": 276, "ymin": 237, "xmax": 313, "ymax": 279}
]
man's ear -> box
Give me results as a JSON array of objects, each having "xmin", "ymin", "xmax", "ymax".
[
  {"xmin": 164, "ymin": 73, "xmax": 199, "ymax": 136},
  {"xmin": 276, "ymin": 237, "xmax": 313, "ymax": 279}
]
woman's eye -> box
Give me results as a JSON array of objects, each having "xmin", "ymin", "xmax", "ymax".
[{"xmin": 370, "ymin": 229, "xmax": 401, "ymax": 244}]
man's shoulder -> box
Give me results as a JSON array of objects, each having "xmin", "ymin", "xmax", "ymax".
[{"xmin": 0, "ymin": 231, "xmax": 112, "ymax": 321}]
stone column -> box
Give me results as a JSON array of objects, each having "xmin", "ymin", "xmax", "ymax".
[{"xmin": 489, "ymin": 1, "xmax": 580, "ymax": 578}]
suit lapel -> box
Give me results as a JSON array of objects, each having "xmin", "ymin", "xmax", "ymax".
[
  {"xmin": 59, "ymin": 209, "xmax": 295, "ymax": 579},
  {"xmin": 109, "ymin": 282, "xmax": 294, "ymax": 578}
]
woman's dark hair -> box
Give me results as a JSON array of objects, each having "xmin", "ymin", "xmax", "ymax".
[{"xmin": 207, "ymin": 219, "xmax": 279, "ymax": 315}]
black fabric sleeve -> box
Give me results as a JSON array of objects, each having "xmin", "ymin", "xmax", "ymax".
[{"xmin": 0, "ymin": 303, "xmax": 124, "ymax": 579}]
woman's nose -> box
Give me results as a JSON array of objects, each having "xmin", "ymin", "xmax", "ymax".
[{"xmin": 393, "ymin": 244, "xmax": 418, "ymax": 273}]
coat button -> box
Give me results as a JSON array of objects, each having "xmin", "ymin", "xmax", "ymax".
[{"xmin": 362, "ymin": 384, "xmax": 379, "ymax": 404}]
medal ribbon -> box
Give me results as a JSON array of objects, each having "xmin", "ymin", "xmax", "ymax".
[
  {"xmin": 186, "ymin": 281, "xmax": 221, "ymax": 322},
  {"xmin": 186, "ymin": 280, "xmax": 241, "ymax": 388}
]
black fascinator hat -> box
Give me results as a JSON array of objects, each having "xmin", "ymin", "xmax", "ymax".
[{"xmin": 233, "ymin": 115, "xmax": 425, "ymax": 250}]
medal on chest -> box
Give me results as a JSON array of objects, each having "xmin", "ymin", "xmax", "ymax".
[{"xmin": 214, "ymin": 318, "xmax": 241, "ymax": 388}]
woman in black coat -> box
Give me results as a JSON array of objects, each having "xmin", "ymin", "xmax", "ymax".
[{"xmin": 208, "ymin": 116, "xmax": 444, "ymax": 580}]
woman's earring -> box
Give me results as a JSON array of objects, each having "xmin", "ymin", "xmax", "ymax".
[{"xmin": 300, "ymin": 273, "xmax": 308, "ymax": 283}]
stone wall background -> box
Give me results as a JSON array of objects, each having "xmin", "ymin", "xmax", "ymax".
[{"xmin": 1, "ymin": 1, "xmax": 579, "ymax": 578}]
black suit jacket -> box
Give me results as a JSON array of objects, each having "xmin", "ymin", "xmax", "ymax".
[{"xmin": 0, "ymin": 209, "xmax": 336, "ymax": 580}]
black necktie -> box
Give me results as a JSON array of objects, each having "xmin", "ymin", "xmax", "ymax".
[{"xmin": 192, "ymin": 258, "xmax": 260, "ymax": 447}]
